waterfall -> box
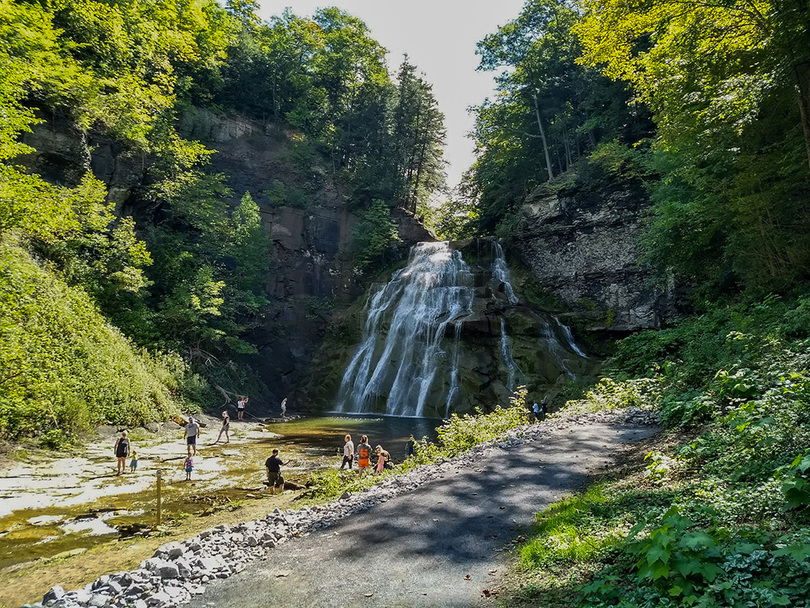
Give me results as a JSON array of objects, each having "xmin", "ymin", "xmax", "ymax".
[
  {"xmin": 492, "ymin": 240, "xmax": 586, "ymax": 381},
  {"xmin": 492, "ymin": 241, "xmax": 519, "ymax": 304},
  {"xmin": 556, "ymin": 318, "xmax": 588, "ymax": 358},
  {"xmin": 500, "ymin": 317, "xmax": 523, "ymax": 391},
  {"xmin": 335, "ymin": 242, "xmax": 474, "ymax": 417},
  {"xmin": 492, "ymin": 241, "xmax": 523, "ymax": 390}
]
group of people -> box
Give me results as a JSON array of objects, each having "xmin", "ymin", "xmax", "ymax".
[
  {"xmin": 532, "ymin": 397, "xmax": 549, "ymax": 421},
  {"xmin": 339, "ymin": 434, "xmax": 400, "ymax": 478}
]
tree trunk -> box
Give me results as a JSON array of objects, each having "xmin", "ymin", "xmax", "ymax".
[
  {"xmin": 794, "ymin": 63, "xmax": 810, "ymax": 172},
  {"xmin": 532, "ymin": 95, "xmax": 555, "ymax": 181}
]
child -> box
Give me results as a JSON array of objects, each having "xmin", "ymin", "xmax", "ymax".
[
  {"xmin": 129, "ymin": 451, "xmax": 138, "ymax": 473},
  {"xmin": 356, "ymin": 435, "xmax": 372, "ymax": 478},
  {"xmin": 184, "ymin": 455, "xmax": 194, "ymax": 480},
  {"xmin": 375, "ymin": 445, "xmax": 390, "ymax": 474}
]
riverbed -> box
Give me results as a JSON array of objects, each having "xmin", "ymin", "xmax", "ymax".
[{"xmin": 0, "ymin": 415, "xmax": 439, "ymax": 572}]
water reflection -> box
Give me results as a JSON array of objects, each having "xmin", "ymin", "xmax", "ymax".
[{"xmin": 260, "ymin": 415, "xmax": 441, "ymax": 461}]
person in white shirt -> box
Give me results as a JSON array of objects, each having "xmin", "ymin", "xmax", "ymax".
[{"xmin": 340, "ymin": 434, "xmax": 354, "ymax": 470}]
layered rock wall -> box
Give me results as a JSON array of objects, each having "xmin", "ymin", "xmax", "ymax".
[{"xmin": 514, "ymin": 189, "xmax": 676, "ymax": 331}]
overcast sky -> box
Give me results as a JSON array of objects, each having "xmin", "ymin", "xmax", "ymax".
[{"xmin": 258, "ymin": 1, "xmax": 526, "ymax": 189}]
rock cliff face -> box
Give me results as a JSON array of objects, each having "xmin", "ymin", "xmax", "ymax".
[
  {"xmin": 514, "ymin": 188, "xmax": 676, "ymax": 332},
  {"xmin": 16, "ymin": 109, "xmax": 433, "ymax": 406},
  {"xmin": 305, "ymin": 239, "xmax": 596, "ymax": 415}
]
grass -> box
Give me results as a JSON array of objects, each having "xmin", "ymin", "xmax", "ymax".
[{"xmin": 494, "ymin": 294, "xmax": 810, "ymax": 607}]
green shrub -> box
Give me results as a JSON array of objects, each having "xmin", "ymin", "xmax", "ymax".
[{"xmin": 302, "ymin": 388, "xmax": 530, "ymax": 503}]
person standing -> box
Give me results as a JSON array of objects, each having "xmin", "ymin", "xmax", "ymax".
[
  {"xmin": 406, "ymin": 434, "xmax": 416, "ymax": 458},
  {"xmin": 129, "ymin": 451, "xmax": 138, "ymax": 473},
  {"xmin": 540, "ymin": 396, "xmax": 548, "ymax": 419},
  {"xmin": 184, "ymin": 416, "xmax": 200, "ymax": 456},
  {"xmin": 356, "ymin": 435, "xmax": 372, "ymax": 478},
  {"xmin": 215, "ymin": 411, "xmax": 230, "ymax": 444},
  {"xmin": 113, "ymin": 431, "xmax": 130, "ymax": 476},
  {"xmin": 532, "ymin": 401, "xmax": 541, "ymax": 422},
  {"xmin": 280, "ymin": 398, "xmax": 287, "ymax": 418},
  {"xmin": 265, "ymin": 448, "xmax": 288, "ymax": 493},
  {"xmin": 184, "ymin": 455, "xmax": 194, "ymax": 480},
  {"xmin": 237, "ymin": 395, "xmax": 248, "ymax": 420},
  {"xmin": 340, "ymin": 434, "xmax": 354, "ymax": 470}
]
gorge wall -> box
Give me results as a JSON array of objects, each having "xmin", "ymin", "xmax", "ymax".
[
  {"xmin": 513, "ymin": 187, "xmax": 678, "ymax": 333},
  {"xmin": 18, "ymin": 110, "xmax": 665, "ymax": 414},
  {"xmin": 18, "ymin": 110, "xmax": 431, "ymax": 407}
]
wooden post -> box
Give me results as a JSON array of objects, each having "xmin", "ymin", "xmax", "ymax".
[{"xmin": 156, "ymin": 470, "xmax": 162, "ymax": 526}]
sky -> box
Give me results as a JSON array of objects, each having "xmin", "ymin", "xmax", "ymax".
[{"xmin": 257, "ymin": 0, "xmax": 526, "ymax": 189}]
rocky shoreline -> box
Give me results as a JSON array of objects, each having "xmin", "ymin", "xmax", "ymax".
[{"xmin": 27, "ymin": 408, "xmax": 657, "ymax": 608}]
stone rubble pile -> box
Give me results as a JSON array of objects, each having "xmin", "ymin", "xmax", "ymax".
[{"xmin": 28, "ymin": 408, "xmax": 657, "ymax": 608}]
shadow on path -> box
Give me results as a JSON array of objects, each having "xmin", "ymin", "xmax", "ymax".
[{"xmin": 194, "ymin": 423, "xmax": 655, "ymax": 608}]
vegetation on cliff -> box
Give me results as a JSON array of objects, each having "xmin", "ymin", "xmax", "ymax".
[
  {"xmin": 0, "ymin": 0, "xmax": 446, "ymax": 441},
  {"xmin": 466, "ymin": 0, "xmax": 810, "ymax": 297}
]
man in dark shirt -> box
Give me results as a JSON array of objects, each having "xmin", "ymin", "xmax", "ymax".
[{"xmin": 265, "ymin": 448, "xmax": 287, "ymax": 493}]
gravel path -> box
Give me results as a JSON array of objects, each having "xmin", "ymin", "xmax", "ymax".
[
  {"xmin": 32, "ymin": 411, "xmax": 657, "ymax": 608},
  {"xmin": 194, "ymin": 415, "xmax": 656, "ymax": 608}
]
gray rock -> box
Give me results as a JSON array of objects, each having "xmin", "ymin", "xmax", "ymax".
[
  {"xmin": 160, "ymin": 542, "xmax": 184, "ymax": 560},
  {"xmin": 175, "ymin": 557, "xmax": 193, "ymax": 578},
  {"xmin": 146, "ymin": 590, "xmax": 171, "ymax": 606},
  {"xmin": 42, "ymin": 587, "xmax": 65, "ymax": 603},
  {"xmin": 88, "ymin": 593, "xmax": 109, "ymax": 607},
  {"xmin": 141, "ymin": 558, "xmax": 162, "ymax": 573},
  {"xmin": 102, "ymin": 580, "xmax": 122, "ymax": 595},
  {"xmin": 72, "ymin": 589, "xmax": 92, "ymax": 603},
  {"xmin": 158, "ymin": 562, "xmax": 179, "ymax": 579},
  {"xmin": 186, "ymin": 541, "xmax": 202, "ymax": 554}
]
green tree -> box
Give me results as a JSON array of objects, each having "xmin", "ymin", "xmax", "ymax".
[
  {"xmin": 577, "ymin": 0, "xmax": 810, "ymax": 294},
  {"xmin": 347, "ymin": 199, "xmax": 401, "ymax": 273},
  {"xmin": 469, "ymin": 0, "xmax": 649, "ymax": 236},
  {"xmin": 393, "ymin": 57, "xmax": 447, "ymax": 214}
]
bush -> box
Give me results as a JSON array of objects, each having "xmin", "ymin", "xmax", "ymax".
[{"xmin": 301, "ymin": 388, "xmax": 531, "ymax": 502}]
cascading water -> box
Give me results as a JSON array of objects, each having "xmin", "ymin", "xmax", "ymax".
[
  {"xmin": 556, "ymin": 317, "xmax": 588, "ymax": 358},
  {"xmin": 491, "ymin": 241, "xmax": 587, "ymax": 382},
  {"xmin": 492, "ymin": 242, "xmax": 524, "ymax": 390},
  {"xmin": 492, "ymin": 242, "xmax": 519, "ymax": 304},
  {"xmin": 500, "ymin": 317, "xmax": 523, "ymax": 391},
  {"xmin": 335, "ymin": 242, "xmax": 474, "ymax": 417}
]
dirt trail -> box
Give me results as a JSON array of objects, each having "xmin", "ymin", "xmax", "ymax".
[{"xmin": 196, "ymin": 421, "xmax": 657, "ymax": 608}]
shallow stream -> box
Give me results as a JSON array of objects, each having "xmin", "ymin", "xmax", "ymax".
[{"xmin": 0, "ymin": 416, "xmax": 439, "ymax": 570}]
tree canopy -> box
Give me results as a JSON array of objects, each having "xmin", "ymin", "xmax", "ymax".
[{"xmin": 466, "ymin": 0, "xmax": 810, "ymax": 298}]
